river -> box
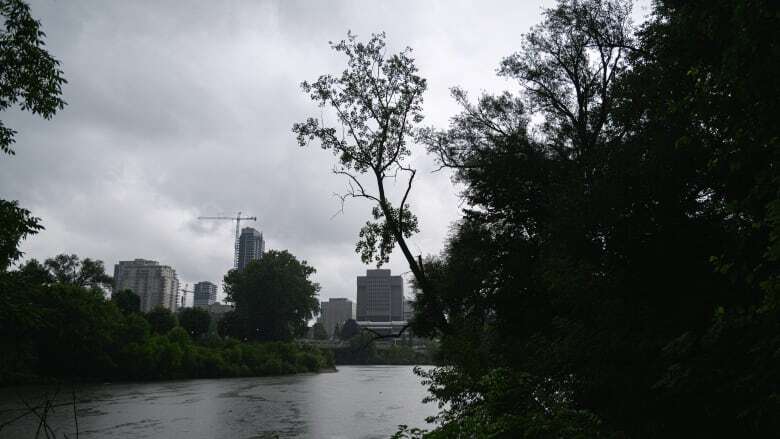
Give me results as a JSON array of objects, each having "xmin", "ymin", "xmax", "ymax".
[{"xmin": 0, "ymin": 366, "xmax": 438, "ymax": 438}]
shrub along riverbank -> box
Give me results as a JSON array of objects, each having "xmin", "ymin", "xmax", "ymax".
[
  {"xmin": 330, "ymin": 333, "xmax": 435, "ymax": 366},
  {"xmin": 0, "ymin": 272, "xmax": 333, "ymax": 386}
]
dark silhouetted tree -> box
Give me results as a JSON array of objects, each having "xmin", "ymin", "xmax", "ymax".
[
  {"xmin": 178, "ymin": 307, "xmax": 211, "ymax": 339},
  {"xmin": 293, "ymin": 32, "xmax": 432, "ymax": 304},
  {"xmin": 223, "ymin": 250, "xmax": 320, "ymax": 341},
  {"xmin": 312, "ymin": 322, "xmax": 328, "ymax": 340},
  {"xmin": 43, "ymin": 254, "xmax": 113, "ymax": 290},
  {"xmin": 0, "ymin": 0, "xmax": 65, "ymax": 271},
  {"xmin": 145, "ymin": 306, "xmax": 177, "ymax": 335},
  {"xmin": 339, "ymin": 318, "xmax": 360, "ymax": 340},
  {"xmin": 112, "ymin": 289, "xmax": 141, "ymax": 314},
  {"xmin": 0, "ymin": 0, "xmax": 66, "ymax": 155},
  {"xmin": 412, "ymin": 0, "xmax": 779, "ymax": 437},
  {"xmin": 0, "ymin": 200, "xmax": 42, "ymax": 270}
]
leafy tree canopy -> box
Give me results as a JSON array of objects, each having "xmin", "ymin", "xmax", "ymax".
[
  {"xmin": 178, "ymin": 307, "xmax": 211, "ymax": 339},
  {"xmin": 0, "ymin": 0, "xmax": 66, "ymax": 155},
  {"xmin": 145, "ymin": 306, "xmax": 177, "ymax": 335},
  {"xmin": 43, "ymin": 253, "xmax": 113, "ymax": 290},
  {"xmin": 0, "ymin": 200, "xmax": 42, "ymax": 271},
  {"xmin": 223, "ymin": 250, "xmax": 320, "ymax": 341},
  {"xmin": 112, "ymin": 289, "xmax": 141, "ymax": 314}
]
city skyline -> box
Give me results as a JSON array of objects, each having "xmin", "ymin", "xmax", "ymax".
[{"xmin": 0, "ymin": 1, "xmax": 651, "ymax": 304}]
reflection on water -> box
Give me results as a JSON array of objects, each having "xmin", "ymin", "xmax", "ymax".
[{"xmin": 0, "ymin": 366, "xmax": 436, "ymax": 438}]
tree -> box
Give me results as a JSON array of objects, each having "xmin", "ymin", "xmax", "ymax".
[
  {"xmin": 0, "ymin": 200, "xmax": 42, "ymax": 271},
  {"xmin": 112, "ymin": 289, "xmax": 141, "ymax": 314},
  {"xmin": 178, "ymin": 307, "xmax": 211, "ymax": 339},
  {"xmin": 414, "ymin": 0, "xmax": 780, "ymax": 436},
  {"xmin": 0, "ymin": 0, "xmax": 66, "ymax": 155},
  {"xmin": 312, "ymin": 322, "xmax": 328, "ymax": 340},
  {"xmin": 0, "ymin": 0, "xmax": 66, "ymax": 271},
  {"xmin": 217, "ymin": 310, "xmax": 246, "ymax": 340},
  {"xmin": 43, "ymin": 254, "xmax": 113, "ymax": 290},
  {"xmin": 145, "ymin": 306, "xmax": 177, "ymax": 335},
  {"xmin": 223, "ymin": 250, "xmax": 320, "ymax": 341},
  {"xmin": 339, "ymin": 318, "xmax": 360, "ymax": 340},
  {"xmin": 32, "ymin": 283, "xmax": 122, "ymax": 378},
  {"xmin": 293, "ymin": 32, "xmax": 432, "ymax": 304}
]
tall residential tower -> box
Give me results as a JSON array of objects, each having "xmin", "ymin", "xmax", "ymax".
[
  {"xmin": 113, "ymin": 259, "xmax": 179, "ymax": 312},
  {"xmin": 237, "ymin": 227, "xmax": 265, "ymax": 270}
]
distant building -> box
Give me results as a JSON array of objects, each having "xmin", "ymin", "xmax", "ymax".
[
  {"xmin": 237, "ymin": 227, "xmax": 265, "ymax": 270},
  {"xmin": 318, "ymin": 298, "xmax": 356, "ymax": 337},
  {"xmin": 114, "ymin": 259, "xmax": 179, "ymax": 312},
  {"xmin": 193, "ymin": 281, "xmax": 218, "ymax": 308},
  {"xmin": 356, "ymin": 269, "xmax": 404, "ymax": 322}
]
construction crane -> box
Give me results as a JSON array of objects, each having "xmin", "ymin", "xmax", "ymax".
[
  {"xmin": 197, "ymin": 212, "xmax": 257, "ymax": 269},
  {"xmin": 180, "ymin": 283, "xmax": 192, "ymax": 308}
]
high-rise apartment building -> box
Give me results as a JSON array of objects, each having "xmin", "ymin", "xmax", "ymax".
[
  {"xmin": 237, "ymin": 227, "xmax": 265, "ymax": 270},
  {"xmin": 319, "ymin": 298, "xmax": 356, "ymax": 336},
  {"xmin": 193, "ymin": 281, "xmax": 218, "ymax": 308},
  {"xmin": 356, "ymin": 269, "xmax": 404, "ymax": 322},
  {"xmin": 113, "ymin": 259, "xmax": 179, "ymax": 312}
]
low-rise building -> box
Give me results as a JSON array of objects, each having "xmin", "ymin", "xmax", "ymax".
[{"xmin": 319, "ymin": 298, "xmax": 356, "ymax": 337}]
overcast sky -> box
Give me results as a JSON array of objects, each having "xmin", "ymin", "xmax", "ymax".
[{"xmin": 2, "ymin": 0, "xmax": 650, "ymax": 305}]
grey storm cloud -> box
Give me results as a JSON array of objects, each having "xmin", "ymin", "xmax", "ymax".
[{"xmin": 2, "ymin": 0, "xmax": 647, "ymax": 303}]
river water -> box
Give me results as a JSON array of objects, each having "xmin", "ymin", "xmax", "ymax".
[{"xmin": 0, "ymin": 366, "xmax": 438, "ymax": 438}]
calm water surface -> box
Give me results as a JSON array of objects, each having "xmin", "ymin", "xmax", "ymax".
[{"xmin": 0, "ymin": 366, "xmax": 437, "ymax": 438}]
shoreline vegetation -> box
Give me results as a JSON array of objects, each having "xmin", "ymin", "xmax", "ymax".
[
  {"xmin": 0, "ymin": 253, "xmax": 337, "ymax": 387},
  {"xmin": 0, "ymin": 253, "xmax": 430, "ymax": 388},
  {"xmin": 0, "ymin": 284, "xmax": 336, "ymax": 387}
]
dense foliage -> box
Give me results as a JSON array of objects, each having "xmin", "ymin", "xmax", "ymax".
[
  {"xmin": 178, "ymin": 307, "xmax": 211, "ymax": 339},
  {"xmin": 0, "ymin": 0, "xmax": 66, "ymax": 155},
  {"xmin": 332, "ymin": 333, "xmax": 432, "ymax": 366},
  {"xmin": 0, "ymin": 255, "xmax": 333, "ymax": 385},
  {"xmin": 222, "ymin": 250, "xmax": 320, "ymax": 341},
  {"xmin": 312, "ymin": 322, "xmax": 328, "ymax": 340},
  {"xmin": 401, "ymin": 0, "xmax": 779, "ymax": 437}
]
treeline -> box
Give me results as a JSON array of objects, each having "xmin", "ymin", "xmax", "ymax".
[
  {"xmin": 297, "ymin": 0, "xmax": 778, "ymax": 437},
  {"xmin": 332, "ymin": 332, "xmax": 434, "ymax": 365},
  {"xmin": 0, "ymin": 255, "xmax": 333, "ymax": 385}
]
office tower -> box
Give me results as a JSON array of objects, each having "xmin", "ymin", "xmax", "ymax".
[
  {"xmin": 113, "ymin": 259, "xmax": 179, "ymax": 312},
  {"xmin": 356, "ymin": 269, "xmax": 404, "ymax": 322},
  {"xmin": 193, "ymin": 281, "xmax": 218, "ymax": 308},
  {"xmin": 319, "ymin": 298, "xmax": 356, "ymax": 336},
  {"xmin": 237, "ymin": 227, "xmax": 265, "ymax": 270}
]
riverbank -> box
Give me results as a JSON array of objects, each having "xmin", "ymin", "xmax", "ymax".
[
  {"xmin": 333, "ymin": 343, "xmax": 434, "ymax": 365},
  {"xmin": 2, "ymin": 333, "xmax": 335, "ymax": 387},
  {"xmin": 0, "ymin": 279, "xmax": 336, "ymax": 386}
]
